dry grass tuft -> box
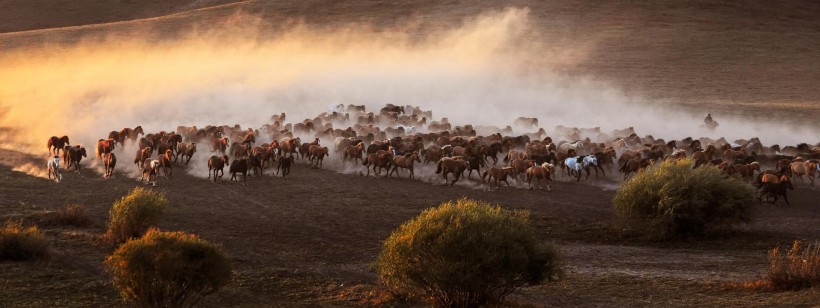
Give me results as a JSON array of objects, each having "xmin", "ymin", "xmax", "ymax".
[{"xmin": 0, "ymin": 220, "xmax": 50, "ymax": 261}]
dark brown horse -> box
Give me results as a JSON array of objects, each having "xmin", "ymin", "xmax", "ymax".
[
  {"xmin": 276, "ymin": 155, "xmax": 293, "ymax": 178},
  {"xmin": 435, "ymin": 157, "xmax": 469, "ymax": 185},
  {"xmin": 62, "ymin": 145, "xmax": 86, "ymax": 172},
  {"xmin": 620, "ymin": 158, "xmax": 653, "ymax": 180},
  {"xmin": 757, "ymin": 173, "xmax": 794, "ymax": 206},
  {"xmin": 207, "ymin": 155, "xmax": 229, "ymax": 182},
  {"xmin": 229, "ymin": 158, "xmax": 249, "ymax": 182},
  {"xmin": 47, "ymin": 136, "xmax": 70, "ymax": 156}
]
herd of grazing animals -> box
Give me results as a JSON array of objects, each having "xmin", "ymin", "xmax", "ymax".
[{"xmin": 44, "ymin": 104, "xmax": 819, "ymax": 204}]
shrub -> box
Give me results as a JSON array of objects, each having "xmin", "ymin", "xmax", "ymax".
[
  {"xmin": 766, "ymin": 240, "xmax": 820, "ymax": 290},
  {"xmin": 105, "ymin": 187, "xmax": 168, "ymax": 244},
  {"xmin": 377, "ymin": 198, "xmax": 561, "ymax": 307},
  {"xmin": 0, "ymin": 220, "xmax": 50, "ymax": 261},
  {"xmin": 105, "ymin": 229, "xmax": 232, "ymax": 307},
  {"xmin": 47, "ymin": 204, "xmax": 92, "ymax": 227},
  {"xmin": 613, "ymin": 158, "xmax": 754, "ymax": 240}
]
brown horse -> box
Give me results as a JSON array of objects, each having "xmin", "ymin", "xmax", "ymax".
[
  {"xmin": 343, "ymin": 142, "xmax": 365, "ymax": 164},
  {"xmin": 508, "ymin": 158, "xmax": 534, "ymax": 182},
  {"xmin": 248, "ymin": 153, "xmax": 264, "ymax": 177},
  {"xmin": 96, "ymin": 139, "xmax": 116, "ymax": 160},
  {"xmin": 729, "ymin": 162, "xmax": 760, "ymax": 181},
  {"xmin": 119, "ymin": 126, "xmax": 144, "ymax": 146},
  {"xmin": 207, "ymin": 155, "xmax": 229, "ymax": 182},
  {"xmin": 389, "ymin": 152, "xmax": 421, "ymax": 179},
  {"xmin": 308, "ymin": 145, "xmax": 329, "ymax": 168},
  {"xmin": 363, "ymin": 150, "xmax": 393, "ymax": 176},
  {"xmin": 134, "ymin": 146, "xmax": 152, "ymax": 169},
  {"xmin": 231, "ymin": 142, "xmax": 250, "ymax": 159},
  {"xmin": 104, "ymin": 153, "xmax": 117, "ymax": 177},
  {"xmin": 157, "ymin": 149, "xmax": 174, "ymax": 177},
  {"xmin": 790, "ymin": 160, "xmax": 817, "ymax": 185},
  {"xmin": 47, "ymin": 136, "xmax": 70, "ymax": 156},
  {"xmin": 758, "ymin": 173, "xmax": 794, "ymax": 206},
  {"xmin": 526, "ymin": 163, "xmax": 554, "ymax": 190},
  {"xmin": 251, "ymin": 145, "xmax": 274, "ymax": 168},
  {"xmin": 422, "ymin": 145, "xmax": 444, "ymax": 164},
  {"xmin": 435, "ymin": 157, "xmax": 469, "ymax": 185},
  {"xmin": 212, "ymin": 137, "xmax": 229, "ymax": 155},
  {"xmin": 481, "ymin": 167, "xmax": 516, "ymax": 190},
  {"xmin": 620, "ymin": 158, "xmax": 653, "ymax": 180},
  {"xmin": 176, "ymin": 143, "xmax": 196, "ymax": 166},
  {"xmin": 139, "ymin": 137, "xmax": 154, "ymax": 153},
  {"xmin": 276, "ymin": 155, "xmax": 293, "ymax": 178},
  {"xmin": 279, "ymin": 137, "xmax": 300, "ymax": 158}
]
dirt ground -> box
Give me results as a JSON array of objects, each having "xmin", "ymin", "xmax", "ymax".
[{"xmin": 1, "ymin": 147, "xmax": 818, "ymax": 307}]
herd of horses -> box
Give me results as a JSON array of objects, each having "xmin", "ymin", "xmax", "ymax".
[{"xmin": 44, "ymin": 104, "xmax": 819, "ymax": 205}]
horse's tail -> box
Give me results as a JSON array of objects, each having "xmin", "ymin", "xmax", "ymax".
[
  {"xmin": 481, "ymin": 170, "xmax": 488, "ymax": 183},
  {"xmin": 436, "ymin": 160, "xmax": 443, "ymax": 174},
  {"xmin": 619, "ymin": 161, "xmax": 627, "ymax": 173},
  {"xmin": 362, "ymin": 156, "xmax": 370, "ymax": 166},
  {"xmin": 503, "ymin": 153, "xmax": 510, "ymax": 163}
]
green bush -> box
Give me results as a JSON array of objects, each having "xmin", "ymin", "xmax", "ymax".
[
  {"xmin": 105, "ymin": 187, "xmax": 168, "ymax": 244},
  {"xmin": 377, "ymin": 198, "xmax": 561, "ymax": 307},
  {"xmin": 105, "ymin": 229, "xmax": 232, "ymax": 307},
  {"xmin": 766, "ymin": 240, "xmax": 820, "ymax": 291},
  {"xmin": 0, "ymin": 220, "xmax": 50, "ymax": 261},
  {"xmin": 613, "ymin": 158, "xmax": 754, "ymax": 240}
]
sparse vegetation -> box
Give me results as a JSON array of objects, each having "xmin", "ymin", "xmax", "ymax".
[
  {"xmin": 613, "ymin": 159, "xmax": 754, "ymax": 240},
  {"xmin": 0, "ymin": 220, "xmax": 50, "ymax": 261},
  {"xmin": 45, "ymin": 204, "xmax": 92, "ymax": 227},
  {"xmin": 377, "ymin": 198, "xmax": 561, "ymax": 307},
  {"xmin": 104, "ymin": 187, "xmax": 168, "ymax": 244},
  {"xmin": 105, "ymin": 229, "xmax": 232, "ymax": 307},
  {"xmin": 765, "ymin": 240, "xmax": 820, "ymax": 291}
]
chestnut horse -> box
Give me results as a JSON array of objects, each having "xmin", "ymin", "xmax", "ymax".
[
  {"xmin": 104, "ymin": 153, "xmax": 117, "ymax": 178},
  {"xmin": 363, "ymin": 150, "xmax": 393, "ymax": 176},
  {"xmin": 343, "ymin": 142, "xmax": 365, "ymax": 165},
  {"xmin": 176, "ymin": 142, "xmax": 196, "ymax": 166},
  {"xmin": 212, "ymin": 137, "xmax": 229, "ymax": 155},
  {"xmin": 389, "ymin": 152, "xmax": 421, "ymax": 179},
  {"xmin": 481, "ymin": 167, "xmax": 516, "ymax": 190},
  {"xmin": 790, "ymin": 160, "xmax": 817, "ymax": 185},
  {"xmin": 526, "ymin": 163, "xmax": 554, "ymax": 190},
  {"xmin": 308, "ymin": 145, "xmax": 329, "ymax": 168},
  {"xmin": 134, "ymin": 146, "xmax": 152, "ymax": 169},
  {"xmin": 96, "ymin": 139, "xmax": 116, "ymax": 160},
  {"xmin": 157, "ymin": 149, "xmax": 173, "ymax": 177}
]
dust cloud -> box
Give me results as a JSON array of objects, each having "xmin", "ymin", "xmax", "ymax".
[{"xmin": 0, "ymin": 8, "xmax": 815, "ymax": 180}]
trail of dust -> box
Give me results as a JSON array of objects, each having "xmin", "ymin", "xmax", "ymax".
[{"xmin": 1, "ymin": 8, "xmax": 817, "ymax": 180}]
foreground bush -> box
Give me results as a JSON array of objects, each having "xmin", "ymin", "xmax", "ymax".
[
  {"xmin": 0, "ymin": 220, "xmax": 50, "ymax": 261},
  {"xmin": 377, "ymin": 198, "xmax": 561, "ymax": 307},
  {"xmin": 613, "ymin": 159, "xmax": 754, "ymax": 240},
  {"xmin": 105, "ymin": 187, "xmax": 168, "ymax": 244},
  {"xmin": 105, "ymin": 229, "xmax": 232, "ymax": 307},
  {"xmin": 766, "ymin": 240, "xmax": 820, "ymax": 290}
]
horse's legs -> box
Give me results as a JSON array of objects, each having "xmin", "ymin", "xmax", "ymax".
[{"xmin": 783, "ymin": 191, "xmax": 790, "ymax": 206}]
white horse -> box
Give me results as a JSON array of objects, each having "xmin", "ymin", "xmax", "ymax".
[
  {"xmin": 559, "ymin": 141, "xmax": 584, "ymax": 156},
  {"xmin": 564, "ymin": 156, "xmax": 584, "ymax": 181},
  {"xmin": 583, "ymin": 154, "xmax": 605, "ymax": 178},
  {"xmin": 47, "ymin": 156, "xmax": 62, "ymax": 183}
]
